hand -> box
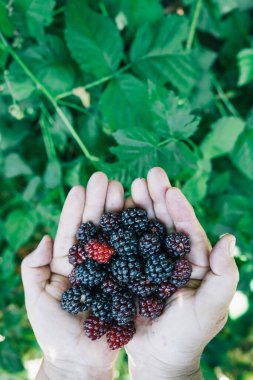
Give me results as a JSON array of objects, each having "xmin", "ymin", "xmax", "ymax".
[
  {"xmin": 21, "ymin": 173, "xmax": 124, "ymax": 380},
  {"xmin": 125, "ymin": 167, "xmax": 239, "ymax": 380}
]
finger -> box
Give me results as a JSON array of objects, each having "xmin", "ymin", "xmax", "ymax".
[
  {"xmin": 105, "ymin": 180, "xmax": 124, "ymax": 212},
  {"xmin": 131, "ymin": 178, "xmax": 155, "ymax": 219},
  {"xmin": 147, "ymin": 167, "xmax": 173, "ymax": 228},
  {"xmin": 196, "ymin": 235, "xmax": 239, "ymax": 320},
  {"xmin": 21, "ymin": 236, "xmax": 53, "ymax": 304},
  {"xmin": 54, "ymin": 186, "xmax": 85, "ymax": 258},
  {"xmin": 165, "ymin": 187, "xmax": 211, "ymax": 269},
  {"xmin": 125, "ymin": 196, "xmax": 135, "ymax": 209},
  {"xmin": 82, "ymin": 172, "xmax": 109, "ymax": 224}
]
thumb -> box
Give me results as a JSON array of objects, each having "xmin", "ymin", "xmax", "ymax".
[
  {"xmin": 21, "ymin": 235, "xmax": 53, "ymax": 304},
  {"xmin": 196, "ymin": 234, "xmax": 239, "ymax": 320}
]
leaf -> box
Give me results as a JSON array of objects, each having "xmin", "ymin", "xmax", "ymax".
[
  {"xmin": 130, "ymin": 15, "xmax": 198, "ymax": 94},
  {"xmin": 23, "ymin": 176, "xmax": 41, "ymax": 201},
  {"xmin": 0, "ymin": 2, "xmax": 14, "ymax": 36},
  {"xmin": 121, "ymin": 0, "xmax": 163, "ymax": 28},
  {"xmin": 104, "ymin": 128, "xmax": 197, "ymax": 186},
  {"xmin": 65, "ymin": 0, "xmax": 123, "ymax": 77},
  {"xmin": 4, "ymin": 209, "xmax": 38, "ymax": 250},
  {"xmin": 100, "ymin": 74, "xmax": 150, "ymax": 132},
  {"xmin": 201, "ymin": 117, "xmax": 245, "ymax": 159},
  {"xmin": 43, "ymin": 161, "xmax": 62, "ymax": 189},
  {"xmin": 237, "ymin": 48, "xmax": 253, "ymax": 86},
  {"xmin": 0, "ymin": 248, "xmax": 16, "ymax": 280},
  {"xmin": 25, "ymin": 0, "xmax": 56, "ymax": 38},
  {"xmin": 4, "ymin": 154, "xmax": 32, "ymax": 178},
  {"xmin": 230, "ymin": 128, "xmax": 253, "ymax": 180},
  {"xmin": 149, "ymin": 84, "xmax": 200, "ymax": 139},
  {"xmin": 182, "ymin": 172, "xmax": 209, "ymax": 205}
]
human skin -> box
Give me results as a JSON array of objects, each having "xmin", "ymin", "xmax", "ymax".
[
  {"xmin": 125, "ymin": 167, "xmax": 239, "ymax": 380},
  {"xmin": 21, "ymin": 173, "xmax": 124, "ymax": 380},
  {"xmin": 21, "ymin": 168, "xmax": 239, "ymax": 380}
]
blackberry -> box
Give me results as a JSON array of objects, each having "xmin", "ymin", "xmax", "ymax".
[
  {"xmin": 100, "ymin": 212, "xmax": 122, "ymax": 234},
  {"xmin": 76, "ymin": 222, "xmax": 97, "ymax": 244},
  {"xmin": 61, "ymin": 285, "xmax": 93, "ymax": 314},
  {"xmin": 128, "ymin": 276, "xmax": 158, "ymax": 297},
  {"xmin": 101, "ymin": 277, "xmax": 124, "ymax": 295},
  {"xmin": 68, "ymin": 267, "xmax": 81, "ymax": 286},
  {"xmin": 139, "ymin": 233, "xmax": 161, "ymax": 258},
  {"xmin": 68, "ymin": 244, "xmax": 86, "ymax": 266},
  {"xmin": 148, "ymin": 219, "xmax": 166, "ymax": 238},
  {"xmin": 110, "ymin": 256, "xmax": 142, "ymax": 284},
  {"xmin": 170, "ymin": 259, "xmax": 192, "ymax": 287},
  {"xmin": 138, "ymin": 297, "xmax": 165, "ymax": 319},
  {"xmin": 144, "ymin": 252, "xmax": 174, "ymax": 284},
  {"xmin": 85, "ymin": 239, "xmax": 115, "ymax": 263},
  {"xmin": 106, "ymin": 321, "xmax": 135, "ymax": 350},
  {"xmin": 83, "ymin": 315, "xmax": 110, "ymax": 340},
  {"xmin": 164, "ymin": 232, "xmax": 191, "ymax": 258},
  {"xmin": 121, "ymin": 207, "xmax": 149, "ymax": 235},
  {"xmin": 75, "ymin": 259, "xmax": 106, "ymax": 287},
  {"xmin": 157, "ymin": 282, "xmax": 177, "ymax": 300},
  {"xmin": 91, "ymin": 293, "xmax": 113, "ymax": 322},
  {"xmin": 112, "ymin": 292, "xmax": 136, "ymax": 325},
  {"xmin": 109, "ymin": 229, "xmax": 138, "ymax": 257}
]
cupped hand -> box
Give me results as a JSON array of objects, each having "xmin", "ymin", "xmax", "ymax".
[
  {"xmin": 125, "ymin": 167, "xmax": 239, "ymax": 380},
  {"xmin": 21, "ymin": 173, "xmax": 124, "ymax": 380}
]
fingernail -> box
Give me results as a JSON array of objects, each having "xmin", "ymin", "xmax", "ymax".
[{"xmin": 229, "ymin": 238, "xmax": 236, "ymax": 257}]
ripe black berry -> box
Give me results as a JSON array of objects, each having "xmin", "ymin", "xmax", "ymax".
[
  {"xmin": 121, "ymin": 207, "xmax": 149, "ymax": 235},
  {"xmin": 148, "ymin": 219, "xmax": 166, "ymax": 238},
  {"xmin": 128, "ymin": 276, "xmax": 158, "ymax": 297},
  {"xmin": 170, "ymin": 259, "xmax": 192, "ymax": 287},
  {"xmin": 91, "ymin": 293, "xmax": 113, "ymax": 322},
  {"xmin": 112, "ymin": 292, "xmax": 136, "ymax": 325},
  {"xmin": 100, "ymin": 212, "xmax": 122, "ymax": 234},
  {"xmin": 164, "ymin": 232, "xmax": 191, "ymax": 258},
  {"xmin": 68, "ymin": 244, "xmax": 86, "ymax": 266},
  {"xmin": 76, "ymin": 222, "xmax": 97, "ymax": 244},
  {"xmin": 139, "ymin": 233, "xmax": 161, "ymax": 258},
  {"xmin": 138, "ymin": 297, "xmax": 165, "ymax": 319},
  {"xmin": 75, "ymin": 259, "xmax": 107, "ymax": 287},
  {"xmin": 110, "ymin": 256, "xmax": 142, "ymax": 284},
  {"xmin": 109, "ymin": 229, "xmax": 138, "ymax": 257},
  {"xmin": 144, "ymin": 252, "xmax": 174, "ymax": 284},
  {"xmin": 157, "ymin": 282, "xmax": 177, "ymax": 300},
  {"xmin": 61, "ymin": 285, "xmax": 93, "ymax": 314},
  {"xmin": 101, "ymin": 277, "xmax": 124, "ymax": 295}
]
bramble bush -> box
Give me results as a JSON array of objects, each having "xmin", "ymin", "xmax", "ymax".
[{"xmin": 0, "ymin": 0, "xmax": 253, "ymax": 378}]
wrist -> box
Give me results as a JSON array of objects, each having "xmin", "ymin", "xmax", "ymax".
[
  {"xmin": 37, "ymin": 358, "xmax": 113, "ymax": 380},
  {"xmin": 128, "ymin": 357, "xmax": 202, "ymax": 380}
]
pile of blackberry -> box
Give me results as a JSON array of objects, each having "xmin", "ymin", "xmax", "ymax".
[{"xmin": 61, "ymin": 208, "xmax": 192, "ymax": 350}]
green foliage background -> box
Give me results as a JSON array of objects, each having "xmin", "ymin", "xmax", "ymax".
[{"xmin": 0, "ymin": 0, "xmax": 253, "ymax": 378}]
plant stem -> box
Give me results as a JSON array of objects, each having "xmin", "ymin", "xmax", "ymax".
[
  {"xmin": 186, "ymin": 0, "xmax": 203, "ymax": 50},
  {"xmin": 212, "ymin": 76, "xmax": 240, "ymax": 117},
  {"xmin": 0, "ymin": 32, "xmax": 99, "ymax": 163},
  {"xmin": 56, "ymin": 63, "xmax": 132, "ymax": 100}
]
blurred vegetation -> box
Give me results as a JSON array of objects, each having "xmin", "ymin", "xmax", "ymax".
[{"xmin": 0, "ymin": 0, "xmax": 253, "ymax": 379}]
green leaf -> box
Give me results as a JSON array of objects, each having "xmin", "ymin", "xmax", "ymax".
[
  {"xmin": 8, "ymin": 35, "xmax": 75, "ymax": 99},
  {"xmin": 230, "ymin": 128, "xmax": 253, "ymax": 180},
  {"xmin": 201, "ymin": 117, "xmax": 245, "ymax": 159},
  {"xmin": 65, "ymin": 0, "xmax": 123, "ymax": 77},
  {"xmin": 43, "ymin": 161, "xmax": 62, "ymax": 189},
  {"xmin": 130, "ymin": 15, "xmax": 198, "ymax": 94},
  {"xmin": 0, "ymin": 248, "xmax": 16, "ymax": 280},
  {"xmin": 0, "ymin": 2, "xmax": 14, "ymax": 36},
  {"xmin": 237, "ymin": 48, "xmax": 253, "ymax": 86},
  {"xmin": 23, "ymin": 176, "xmax": 41, "ymax": 201},
  {"xmin": 121, "ymin": 0, "xmax": 163, "ymax": 28},
  {"xmin": 100, "ymin": 74, "xmax": 150, "ymax": 132},
  {"xmin": 4, "ymin": 209, "xmax": 38, "ymax": 250},
  {"xmin": 4, "ymin": 154, "xmax": 32, "ymax": 178},
  {"xmin": 25, "ymin": 0, "xmax": 56, "ymax": 38},
  {"xmin": 149, "ymin": 84, "xmax": 200, "ymax": 139}
]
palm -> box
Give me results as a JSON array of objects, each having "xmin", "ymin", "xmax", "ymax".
[
  {"xmin": 23, "ymin": 173, "xmax": 124, "ymax": 370},
  {"xmin": 125, "ymin": 168, "xmax": 228, "ymax": 369}
]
